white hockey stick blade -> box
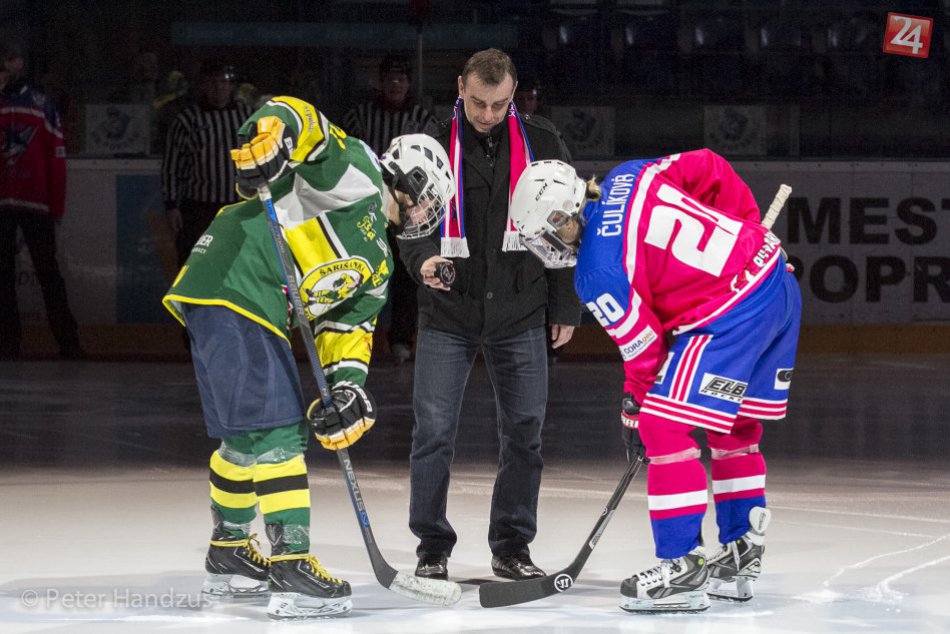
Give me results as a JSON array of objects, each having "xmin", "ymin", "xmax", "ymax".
[
  {"xmin": 762, "ymin": 184, "xmax": 792, "ymax": 230},
  {"xmin": 388, "ymin": 571, "xmax": 462, "ymax": 606}
]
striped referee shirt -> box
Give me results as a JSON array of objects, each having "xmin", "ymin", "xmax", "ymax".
[
  {"xmin": 162, "ymin": 100, "xmax": 253, "ymax": 208},
  {"xmin": 341, "ymin": 100, "xmax": 439, "ymax": 156}
]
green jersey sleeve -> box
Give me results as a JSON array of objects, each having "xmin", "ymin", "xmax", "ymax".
[{"xmin": 239, "ymin": 97, "xmax": 334, "ymax": 160}]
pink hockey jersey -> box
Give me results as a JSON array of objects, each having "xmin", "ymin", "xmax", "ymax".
[{"xmin": 574, "ymin": 150, "xmax": 783, "ymax": 403}]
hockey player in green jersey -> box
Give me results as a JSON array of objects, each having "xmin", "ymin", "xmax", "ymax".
[{"xmin": 162, "ymin": 96, "xmax": 455, "ymax": 620}]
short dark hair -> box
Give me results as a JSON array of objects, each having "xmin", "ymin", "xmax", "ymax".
[
  {"xmin": 461, "ymin": 48, "xmax": 517, "ymax": 86},
  {"xmin": 516, "ymin": 75, "xmax": 542, "ymax": 95},
  {"xmin": 379, "ymin": 54, "xmax": 411, "ymax": 80},
  {"xmin": 199, "ymin": 58, "xmax": 236, "ymax": 81}
]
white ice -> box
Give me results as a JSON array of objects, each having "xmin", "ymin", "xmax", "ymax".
[
  {"xmin": 2, "ymin": 357, "xmax": 949, "ymax": 632},
  {"xmin": 2, "ymin": 457, "xmax": 949, "ymax": 633}
]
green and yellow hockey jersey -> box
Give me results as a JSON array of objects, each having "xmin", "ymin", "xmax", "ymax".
[{"xmin": 163, "ymin": 96, "xmax": 393, "ymax": 386}]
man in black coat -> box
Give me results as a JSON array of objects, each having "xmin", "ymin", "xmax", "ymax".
[{"xmin": 399, "ymin": 48, "xmax": 582, "ymax": 581}]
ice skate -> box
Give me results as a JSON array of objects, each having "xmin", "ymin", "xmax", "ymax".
[
  {"xmin": 708, "ymin": 506, "xmax": 771, "ymax": 602},
  {"xmin": 201, "ymin": 533, "xmax": 270, "ymax": 599},
  {"xmin": 619, "ymin": 547, "xmax": 710, "ymax": 613},
  {"xmin": 266, "ymin": 553, "xmax": 352, "ymax": 619}
]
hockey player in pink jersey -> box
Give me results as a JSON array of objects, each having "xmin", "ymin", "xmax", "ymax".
[{"xmin": 509, "ymin": 150, "xmax": 801, "ymax": 613}]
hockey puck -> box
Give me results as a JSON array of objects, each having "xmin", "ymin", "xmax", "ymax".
[{"xmin": 435, "ymin": 261, "xmax": 456, "ymax": 286}]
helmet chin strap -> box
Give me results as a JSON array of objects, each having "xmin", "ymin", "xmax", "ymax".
[{"xmin": 385, "ymin": 184, "xmax": 411, "ymax": 235}]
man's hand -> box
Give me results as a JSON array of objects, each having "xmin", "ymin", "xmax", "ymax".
[
  {"xmin": 420, "ymin": 256, "xmax": 453, "ymax": 291},
  {"xmin": 307, "ymin": 383, "xmax": 376, "ymax": 451},
  {"xmin": 166, "ymin": 207, "xmax": 183, "ymax": 233},
  {"xmin": 550, "ymin": 324, "xmax": 575, "ymax": 349}
]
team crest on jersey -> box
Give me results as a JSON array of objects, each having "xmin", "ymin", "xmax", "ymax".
[
  {"xmin": 356, "ymin": 213, "xmax": 378, "ymax": 241},
  {"xmin": 699, "ymin": 373, "xmax": 747, "ymax": 403},
  {"xmin": 2, "ymin": 123, "xmax": 36, "ymax": 165},
  {"xmin": 370, "ymin": 257, "xmax": 390, "ymax": 287},
  {"xmin": 301, "ymin": 257, "xmax": 372, "ymax": 316}
]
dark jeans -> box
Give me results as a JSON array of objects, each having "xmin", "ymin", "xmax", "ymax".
[
  {"xmin": 386, "ymin": 230, "xmax": 417, "ymax": 349},
  {"xmin": 0, "ymin": 210, "xmax": 80, "ymax": 357},
  {"xmin": 409, "ymin": 326, "xmax": 548, "ymax": 558}
]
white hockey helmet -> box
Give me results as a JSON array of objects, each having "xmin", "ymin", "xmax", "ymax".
[
  {"xmin": 509, "ymin": 159, "xmax": 587, "ymax": 268},
  {"xmin": 380, "ymin": 134, "xmax": 456, "ymax": 239}
]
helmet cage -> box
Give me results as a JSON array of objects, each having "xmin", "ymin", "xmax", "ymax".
[
  {"xmin": 520, "ymin": 223, "xmax": 577, "ymax": 268},
  {"xmin": 381, "ymin": 147, "xmax": 450, "ymax": 240}
]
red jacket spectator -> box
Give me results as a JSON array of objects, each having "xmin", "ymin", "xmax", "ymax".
[{"xmin": 1, "ymin": 79, "xmax": 67, "ymax": 217}]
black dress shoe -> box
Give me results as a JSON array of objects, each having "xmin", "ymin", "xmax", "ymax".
[
  {"xmin": 491, "ymin": 553, "xmax": 545, "ymax": 580},
  {"xmin": 415, "ymin": 553, "xmax": 448, "ymax": 580}
]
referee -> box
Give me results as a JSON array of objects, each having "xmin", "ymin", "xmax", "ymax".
[
  {"xmin": 162, "ymin": 59, "xmax": 253, "ymax": 268},
  {"xmin": 342, "ymin": 55, "xmax": 438, "ymax": 363},
  {"xmin": 342, "ymin": 55, "xmax": 439, "ymax": 157}
]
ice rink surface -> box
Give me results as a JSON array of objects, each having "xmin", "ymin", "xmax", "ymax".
[{"xmin": 1, "ymin": 354, "xmax": 949, "ymax": 633}]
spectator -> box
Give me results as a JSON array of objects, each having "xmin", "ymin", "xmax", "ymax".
[
  {"xmin": 342, "ymin": 54, "xmax": 439, "ymax": 363},
  {"xmin": 513, "ymin": 76, "xmax": 543, "ymax": 117},
  {"xmin": 152, "ymin": 69, "xmax": 188, "ymax": 155},
  {"xmin": 399, "ymin": 48, "xmax": 582, "ymax": 581},
  {"xmin": 122, "ymin": 50, "xmax": 161, "ymax": 106},
  {"xmin": 0, "ymin": 40, "xmax": 84, "ymax": 360},
  {"xmin": 113, "ymin": 49, "xmax": 183, "ymax": 154}
]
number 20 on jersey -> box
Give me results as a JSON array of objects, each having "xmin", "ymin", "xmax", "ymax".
[{"xmin": 883, "ymin": 13, "xmax": 932, "ymax": 59}]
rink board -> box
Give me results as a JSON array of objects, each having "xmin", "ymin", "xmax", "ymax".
[{"xmin": 12, "ymin": 159, "xmax": 950, "ymax": 334}]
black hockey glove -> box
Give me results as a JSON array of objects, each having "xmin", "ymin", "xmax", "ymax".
[
  {"xmin": 307, "ymin": 382, "xmax": 376, "ymax": 451},
  {"xmin": 621, "ymin": 393, "xmax": 644, "ymax": 463},
  {"xmin": 230, "ymin": 115, "xmax": 294, "ymax": 198}
]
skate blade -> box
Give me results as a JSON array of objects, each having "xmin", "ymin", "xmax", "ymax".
[
  {"xmin": 201, "ymin": 574, "xmax": 270, "ymax": 600},
  {"xmin": 620, "ymin": 591, "xmax": 710, "ymax": 614},
  {"xmin": 266, "ymin": 593, "xmax": 352, "ymax": 620},
  {"xmin": 708, "ymin": 577, "xmax": 754, "ymax": 602}
]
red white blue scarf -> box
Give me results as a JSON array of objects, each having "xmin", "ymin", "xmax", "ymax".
[{"xmin": 442, "ymin": 98, "xmax": 534, "ymax": 257}]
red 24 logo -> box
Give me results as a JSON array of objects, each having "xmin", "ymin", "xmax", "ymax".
[{"xmin": 883, "ymin": 13, "xmax": 932, "ymax": 59}]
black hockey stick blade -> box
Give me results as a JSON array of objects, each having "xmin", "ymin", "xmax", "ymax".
[{"xmin": 478, "ymin": 455, "xmax": 645, "ymax": 608}]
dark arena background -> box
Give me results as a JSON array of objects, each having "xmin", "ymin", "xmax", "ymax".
[{"xmin": 1, "ymin": 2, "xmax": 948, "ymax": 632}]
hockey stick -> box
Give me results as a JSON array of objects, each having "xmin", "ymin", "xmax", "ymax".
[
  {"xmin": 478, "ymin": 452, "xmax": 646, "ymax": 608},
  {"xmin": 762, "ymin": 184, "xmax": 792, "ymax": 231},
  {"xmin": 257, "ymin": 185, "xmax": 462, "ymax": 606}
]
